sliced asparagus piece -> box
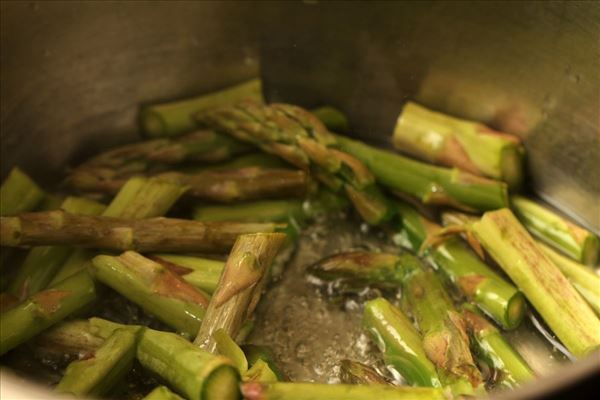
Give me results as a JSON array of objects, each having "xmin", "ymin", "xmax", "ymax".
[
  {"xmin": 8, "ymin": 197, "xmax": 106, "ymax": 298},
  {"xmin": 194, "ymin": 233, "xmax": 287, "ymax": 352},
  {"xmin": 471, "ymin": 208, "xmax": 600, "ymax": 357},
  {"xmin": 242, "ymin": 344, "xmax": 287, "ymax": 382},
  {"xmin": 539, "ymin": 243, "xmax": 600, "ymax": 315},
  {"xmin": 70, "ymin": 167, "xmax": 309, "ymax": 204},
  {"xmin": 196, "ymin": 102, "xmax": 393, "ymax": 225},
  {"xmin": 194, "ymin": 200, "xmax": 304, "ymax": 223},
  {"xmin": 0, "ymin": 270, "xmax": 96, "ymax": 355},
  {"xmin": 49, "ymin": 177, "xmax": 188, "ymax": 284},
  {"xmin": 398, "ymin": 254, "xmax": 483, "ymax": 392},
  {"xmin": 90, "ymin": 318, "xmax": 241, "ymax": 400},
  {"xmin": 310, "ymin": 252, "xmax": 404, "ymax": 289},
  {"xmin": 144, "ymin": 386, "xmax": 185, "ymax": 400},
  {"xmin": 2, "ymin": 210, "xmax": 285, "ymax": 253},
  {"xmin": 196, "ymin": 152, "xmax": 291, "ymax": 172},
  {"xmin": 56, "ymin": 327, "xmax": 141, "ymax": 397},
  {"xmin": 397, "ymin": 202, "xmax": 525, "ymax": 330},
  {"xmin": 92, "ymin": 251, "xmax": 209, "ymax": 337},
  {"xmin": 336, "ymin": 134, "xmax": 508, "ymax": 212},
  {"xmin": 312, "ymin": 106, "xmax": 350, "ymax": 133},
  {"xmin": 0, "ymin": 167, "xmax": 45, "ymax": 216},
  {"xmin": 339, "ymin": 359, "xmax": 391, "ymax": 385},
  {"xmin": 241, "ymin": 382, "xmax": 447, "ymax": 400},
  {"xmin": 363, "ymin": 298, "xmax": 441, "ymax": 387},
  {"xmin": 461, "ymin": 305, "xmax": 534, "ymax": 389},
  {"xmin": 511, "ymin": 195, "xmax": 599, "ymax": 265},
  {"xmin": 137, "ymin": 326, "xmax": 241, "ymax": 400},
  {"xmin": 151, "ymin": 254, "xmax": 225, "ymax": 294},
  {"xmin": 141, "ymin": 78, "xmax": 264, "ymax": 137},
  {"xmin": 32, "ymin": 320, "xmax": 104, "ymax": 362},
  {"xmin": 393, "ymin": 102, "xmax": 524, "ymax": 188}
]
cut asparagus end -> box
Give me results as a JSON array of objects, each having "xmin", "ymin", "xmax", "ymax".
[
  {"xmin": 0, "ymin": 167, "xmax": 45, "ymax": 216},
  {"xmin": 141, "ymin": 79, "xmax": 263, "ymax": 138},
  {"xmin": 202, "ymin": 365, "xmax": 242, "ymax": 400},
  {"xmin": 472, "ymin": 208, "xmax": 600, "ymax": 358},
  {"xmin": 143, "ymin": 386, "xmax": 184, "ymax": 400}
]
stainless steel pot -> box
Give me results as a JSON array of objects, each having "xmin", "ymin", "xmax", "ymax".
[{"xmin": 1, "ymin": 1, "xmax": 599, "ymax": 398}]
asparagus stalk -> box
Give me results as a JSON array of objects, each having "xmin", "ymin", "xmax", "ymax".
[
  {"xmin": 55, "ymin": 326, "xmax": 142, "ymax": 397},
  {"xmin": 396, "ymin": 202, "xmax": 525, "ymax": 330},
  {"xmin": 141, "ymin": 78, "xmax": 264, "ymax": 137},
  {"xmin": 1, "ymin": 210, "xmax": 285, "ymax": 253},
  {"xmin": 194, "ymin": 233, "xmax": 287, "ymax": 352},
  {"xmin": 0, "ymin": 167, "xmax": 45, "ymax": 216},
  {"xmin": 49, "ymin": 177, "xmax": 188, "ymax": 284},
  {"xmin": 471, "ymin": 208, "xmax": 600, "ymax": 357},
  {"xmin": 144, "ymin": 386, "xmax": 185, "ymax": 400},
  {"xmin": 242, "ymin": 345, "xmax": 287, "ymax": 382},
  {"xmin": 8, "ymin": 197, "xmax": 106, "ymax": 298},
  {"xmin": 32, "ymin": 320, "xmax": 104, "ymax": 362},
  {"xmin": 92, "ymin": 251, "xmax": 209, "ymax": 337},
  {"xmin": 539, "ymin": 243, "xmax": 600, "ymax": 315},
  {"xmin": 90, "ymin": 318, "xmax": 241, "ymax": 400},
  {"xmin": 70, "ymin": 167, "xmax": 309, "ymax": 205},
  {"xmin": 398, "ymin": 254, "xmax": 483, "ymax": 392},
  {"xmin": 339, "ymin": 359, "xmax": 391, "ymax": 385},
  {"xmin": 312, "ymin": 106, "xmax": 350, "ymax": 133},
  {"xmin": 310, "ymin": 252, "xmax": 404, "ymax": 289},
  {"xmin": 194, "ymin": 200, "xmax": 304, "ymax": 223},
  {"xmin": 393, "ymin": 102, "xmax": 525, "ymax": 188},
  {"xmin": 363, "ymin": 298, "xmax": 441, "ymax": 387},
  {"xmin": 0, "ymin": 270, "xmax": 96, "ymax": 355},
  {"xmin": 136, "ymin": 326, "xmax": 241, "ymax": 400},
  {"xmin": 336, "ymin": 134, "xmax": 509, "ymax": 212},
  {"xmin": 461, "ymin": 304, "xmax": 534, "ymax": 389},
  {"xmin": 195, "ymin": 102, "xmax": 393, "ymax": 225},
  {"xmin": 511, "ymin": 195, "xmax": 599, "ymax": 265},
  {"xmin": 241, "ymin": 382, "xmax": 448, "ymax": 400},
  {"xmin": 196, "ymin": 152, "xmax": 291, "ymax": 172},
  {"xmin": 151, "ymin": 254, "xmax": 225, "ymax": 294}
]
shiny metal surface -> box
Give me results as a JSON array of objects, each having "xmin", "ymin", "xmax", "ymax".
[{"xmin": 1, "ymin": 1, "xmax": 599, "ymax": 398}]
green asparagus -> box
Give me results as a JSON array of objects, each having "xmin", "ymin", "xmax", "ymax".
[
  {"xmin": 312, "ymin": 106, "xmax": 350, "ymax": 133},
  {"xmin": 242, "ymin": 345, "xmax": 287, "ymax": 382},
  {"xmin": 0, "ymin": 167, "xmax": 45, "ymax": 216},
  {"xmin": 511, "ymin": 195, "xmax": 599, "ymax": 265},
  {"xmin": 194, "ymin": 233, "xmax": 287, "ymax": 352},
  {"xmin": 393, "ymin": 102, "xmax": 524, "ymax": 188},
  {"xmin": 141, "ymin": 78, "xmax": 264, "ymax": 137},
  {"xmin": 339, "ymin": 359, "xmax": 391, "ymax": 385},
  {"xmin": 471, "ymin": 208, "xmax": 600, "ymax": 357},
  {"xmin": 144, "ymin": 386, "xmax": 185, "ymax": 400},
  {"xmin": 150, "ymin": 254, "xmax": 225, "ymax": 294}
]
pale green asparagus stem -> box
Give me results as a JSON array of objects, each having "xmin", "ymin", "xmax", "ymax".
[
  {"xmin": 144, "ymin": 386, "xmax": 185, "ymax": 400},
  {"xmin": 511, "ymin": 195, "xmax": 599, "ymax": 265},
  {"xmin": 471, "ymin": 208, "xmax": 600, "ymax": 357},
  {"xmin": 393, "ymin": 102, "xmax": 524, "ymax": 188},
  {"xmin": 150, "ymin": 254, "xmax": 225, "ymax": 294},
  {"xmin": 0, "ymin": 167, "xmax": 45, "ymax": 216}
]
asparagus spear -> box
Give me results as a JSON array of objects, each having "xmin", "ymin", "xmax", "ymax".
[
  {"xmin": 196, "ymin": 152, "xmax": 291, "ymax": 172},
  {"xmin": 55, "ymin": 327, "xmax": 142, "ymax": 397},
  {"xmin": 1, "ymin": 210, "xmax": 285, "ymax": 253},
  {"xmin": 69, "ymin": 167, "xmax": 309, "ymax": 204},
  {"xmin": 195, "ymin": 102, "xmax": 393, "ymax": 225},
  {"xmin": 398, "ymin": 254, "xmax": 483, "ymax": 392},
  {"xmin": 336, "ymin": 134, "xmax": 508, "ymax": 212},
  {"xmin": 393, "ymin": 102, "xmax": 525, "ymax": 188},
  {"xmin": 92, "ymin": 251, "xmax": 209, "ymax": 337},
  {"xmin": 8, "ymin": 197, "xmax": 106, "ymax": 298},
  {"xmin": 397, "ymin": 202, "xmax": 525, "ymax": 330},
  {"xmin": 461, "ymin": 304, "xmax": 534, "ymax": 389},
  {"xmin": 151, "ymin": 254, "xmax": 225, "ymax": 294},
  {"xmin": 31, "ymin": 320, "xmax": 104, "ymax": 362},
  {"xmin": 90, "ymin": 318, "xmax": 241, "ymax": 400},
  {"xmin": 539, "ymin": 243, "xmax": 600, "ymax": 315},
  {"xmin": 0, "ymin": 270, "xmax": 96, "ymax": 355},
  {"xmin": 194, "ymin": 233, "xmax": 287, "ymax": 352},
  {"xmin": 511, "ymin": 195, "xmax": 599, "ymax": 265},
  {"xmin": 144, "ymin": 386, "xmax": 185, "ymax": 400},
  {"xmin": 141, "ymin": 78, "xmax": 264, "ymax": 137},
  {"xmin": 194, "ymin": 200, "xmax": 304, "ymax": 223},
  {"xmin": 339, "ymin": 359, "xmax": 391, "ymax": 385},
  {"xmin": 312, "ymin": 106, "xmax": 350, "ymax": 133},
  {"xmin": 471, "ymin": 208, "xmax": 600, "ymax": 357},
  {"xmin": 48, "ymin": 177, "xmax": 188, "ymax": 285},
  {"xmin": 241, "ymin": 382, "xmax": 448, "ymax": 400},
  {"xmin": 0, "ymin": 167, "xmax": 45, "ymax": 216},
  {"xmin": 363, "ymin": 298, "xmax": 441, "ymax": 387},
  {"xmin": 242, "ymin": 345, "xmax": 287, "ymax": 382}
]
